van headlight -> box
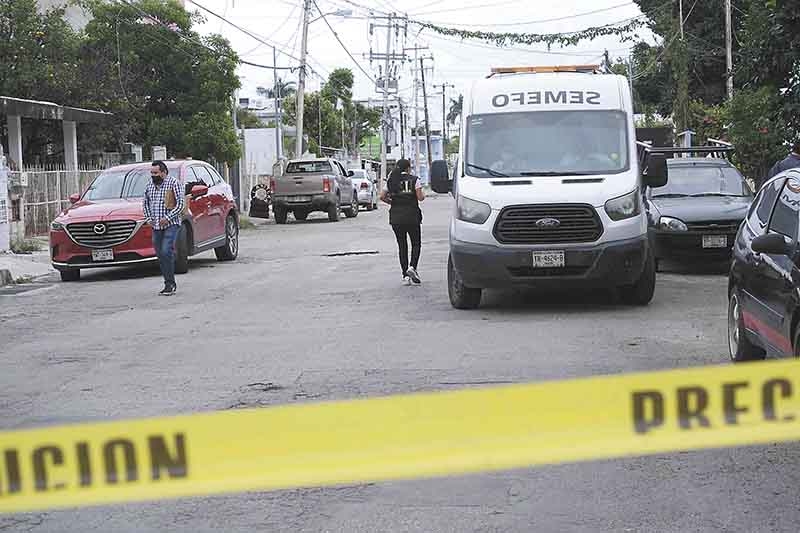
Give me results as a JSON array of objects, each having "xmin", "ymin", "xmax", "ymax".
[
  {"xmin": 604, "ymin": 189, "xmax": 641, "ymax": 221},
  {"xmin": 457, "ymin": 195, "xmax": 492, "ymax": 225},
  {"xmin": 658, "ymin": 216, "xmax": 688, "ymax": 231}
]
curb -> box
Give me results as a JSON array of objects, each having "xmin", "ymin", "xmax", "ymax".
[{"xmin": 0, "ymin": 269, "xmax": 12, "ymax": 287}]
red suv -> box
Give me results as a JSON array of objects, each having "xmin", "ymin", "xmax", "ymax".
[{"xmin": 49, "ymin": 160, "xmax": 239, "ymax": 281}]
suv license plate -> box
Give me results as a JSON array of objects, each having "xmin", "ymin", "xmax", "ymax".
[
  {"xmin": 702, "ymin": 235, "xmax": 727, "ymax": 248},
  {"xmin": 91, "ymin": 249, "xmax": 114, "ymax": 262},
  {"xmin": 532, "ymin": 251, "xmax": 565, "ymax": 268}
]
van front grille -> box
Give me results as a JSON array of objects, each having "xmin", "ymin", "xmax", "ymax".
[{"xmin": 493, "ymin": 204, "xmax": 603, "ymax": 244}]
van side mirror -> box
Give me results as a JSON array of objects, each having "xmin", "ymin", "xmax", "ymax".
[
  {"xmin": 643, "ymin": 155, "xmax": 668, "ymax": 188},
  {"xmin": 430, "ymin": 160, "xmax": 451, "ymax": 194},
  {"xmin": 752, "ymin": 233, "xmax": 792, "ymax": 256}
]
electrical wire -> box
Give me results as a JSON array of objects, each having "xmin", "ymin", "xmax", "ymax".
[
  {"xmin": 415, "ymin": 1, "xmax": 637, "ymax": 27},
  {"xmin": 311, "ymin": 0, "xmax": 377, "ymax": 83}
]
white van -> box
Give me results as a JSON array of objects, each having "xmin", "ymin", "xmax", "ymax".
[{"xmin": 431, "ymin": 65, "xmax": 667, "ymax": 309}]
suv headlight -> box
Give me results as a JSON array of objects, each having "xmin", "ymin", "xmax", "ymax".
[
  {"xmin": 457, "ymin": 195, "xmax": 491, "ymax": 225},
  {"xmin": 658, "ymin": 216, "xmax": 688, "ymax": 231},
  {"xmin": 51, "ymin": 221, "xmax": 65, "ymax": 231},
  {"xmin": 604, "ymin": 189, "xmax": 641, "ymax": 221}
]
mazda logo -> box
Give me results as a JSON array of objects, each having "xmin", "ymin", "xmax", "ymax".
[
  {"xmin": 535, "ymin": 218, "xmax": 561, "ymax": 228},
  {"xmin": 93, "ymin": 223, "xmax": 107, "ymax": 235}
]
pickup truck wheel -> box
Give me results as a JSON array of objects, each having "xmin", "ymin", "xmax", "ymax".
[
  {"xmin": 328, "ymin": 202, "xmax": 340, "ymax": 222},
  {"xmin": 214, "ymin": 215, "xmax": 239, "ymax": 261},
  {"xmin": 448, "ymin": 254, "xmax": 482, "ymax": 309},
  {"xmin": 60, "ymin": 269, "xmax": 80, "ymax": 282},
  {"xmin": 274, "ymin": 207, "xmax": 288, "ymax": 224},
  {"xmin": 344, "ymin": 193, "xmax": 359, "ymax": 218},
  {"xmin": 174, "ymin": 224, "xmax": 190, "ymax": 274}
]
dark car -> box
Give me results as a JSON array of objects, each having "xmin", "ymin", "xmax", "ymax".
[
  {"xmin": 728, "ymin": 170, "xmax": 800, "ymax": 361},
  {"xmin": 647, "ymin": 156, "xmax": 753, "ymax": 267}
]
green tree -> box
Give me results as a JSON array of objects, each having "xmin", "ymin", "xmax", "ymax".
[
  {"xmin": 236, "ymin": 108, "xmax": 264, "ymax": 129},
  {"xmin": 78, "ymin": 0, "xmax": 242, "ymax": 163},
  {"xmin": 447, "ymin": 95, "xmax": 463, "ymax": 127}
]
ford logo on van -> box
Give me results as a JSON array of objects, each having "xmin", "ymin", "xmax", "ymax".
[{"xmin": 535, "ymin": 218, "xmax": 561, "ymax": 228}]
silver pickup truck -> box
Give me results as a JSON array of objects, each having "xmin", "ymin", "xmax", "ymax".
[{"xmin": 271, "ymin": 158, "xmax": 359, "ymax": 223}]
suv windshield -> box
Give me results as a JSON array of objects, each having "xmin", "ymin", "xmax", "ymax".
[
  {"xmin": 653, "ymin": 164, "xmax": 752, "ymax": 197},
  {"xmin": 465, "ymin": 110, "xmax": 629, "ymax": 177},
  {"xmin": 83, "ymin": 168, "xmax": 150, "ymax": 200},
  {"xmin": 286, "ymin": 161, "xmax": 332, "ymax": 173}
]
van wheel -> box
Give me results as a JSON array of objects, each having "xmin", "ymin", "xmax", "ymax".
[
  {"xmin": 448, "ymin": 254, "xmax": 482, "ymax": 309},
  {"xmin": 215, "ymin": 215, "xmax": 239, "ymax": 261},
  {"xmin": 619, "ymin": 251, "xmax": 655, "ymax": 306},
  {"xmin": 274, "ymin": 207, "xmax": 288, "ymax": 224},
  {"xmin": 728, "ymin": 288, "xmax": 766, "ymax": 362},
  {"xmin": 175, "ymin": 224, "xmax": 190, "ymax": 274},
  {"xmin": 328, "ymin": 202, "xmax": 340, "ymax": 222},
  {"xmin": 60, "ymin": 269, "xmax": 80, "ymax": 282}
]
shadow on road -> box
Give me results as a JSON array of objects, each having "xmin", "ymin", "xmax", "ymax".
[
  {"xmin": 658, "ymin": 258, "xmax": 730, "ymax": 276},
  {"xmin": 479, "ymin": 287, "xmax": 623, "ymax": 312}
]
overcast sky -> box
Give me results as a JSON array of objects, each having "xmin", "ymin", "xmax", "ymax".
[{"xmin": 190, "ymin": 0, "xmax": 658, "ymax": 129}]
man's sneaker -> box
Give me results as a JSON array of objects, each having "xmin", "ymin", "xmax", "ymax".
[
  {"xmin": 160, "ymin": 284, "xmax": 176, "ymax": 296},
  {"xmin": 406, "ymin": 267, "xmax": 421, "ymax": 284},
  {"xmin": 402, "ymin": 276, "xmax": 412, "ymax": 286}
]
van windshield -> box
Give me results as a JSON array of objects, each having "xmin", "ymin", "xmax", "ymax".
[{"xmin": 465, "ymin": 110, "xmax": 629, "ymax": 177}]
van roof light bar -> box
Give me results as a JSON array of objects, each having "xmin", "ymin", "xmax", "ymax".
[{"xmin": 489, "ymin": 65, "xmax": 602, "ymax": 77}]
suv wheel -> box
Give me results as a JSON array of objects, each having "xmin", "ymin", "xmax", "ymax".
[
  {"xmin": 60, "ymin": 269, "xmax": 80, "ymax": 282},
  {"xmin": 328, "ymin": 201, "xmax": 340, "ymax": 222},
  {"xmin": 215, "ymin": 215, "xmax": 239, "ymax": 261},
  {"xmin": 619, "ymin": 250, "xmax": 655, "ymax": 306},
  {"xmin": 448, "ymin": 254, "xmax": 482, "ymax": 309},
  {"xmin": 274, "ymin": 207, "xmax": 288, "ymax": 224},
  {"xmin": 344, "ymin": 193, "xmax": 359, "ymax": 218},
  {"xmin": 728, "ymin": 288, "xmax": 766, "ymax": 362},
  {"xmin": 175, "ymin": 224, "xmax": 190, "ymax": 274}
]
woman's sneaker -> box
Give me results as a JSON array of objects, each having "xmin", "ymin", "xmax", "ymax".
[{"xmin": 406, "ymin": 267, "xmax": 421, "ymax": 284}]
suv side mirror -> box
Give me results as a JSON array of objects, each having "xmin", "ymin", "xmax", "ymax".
[
  {"xmin": 752, "ymin": 233, "xmax": 792, "ymax": 256},
  {"xmin": 643, "ymin": 154, "xmax": 668, "ymax": 188},
  {"xmin": 430, "ymin": 159, "xmax": 451, "ymax": 194},
  {"xmin": 68, "ymin": 193, "xmax": 81, "ymax": 204},
  {"xmin": 190, "ymin": 184, "xmax": 209, "ymax": 198}
]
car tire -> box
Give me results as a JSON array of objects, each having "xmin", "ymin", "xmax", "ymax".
[
  {"xmin": 448, "ymin": 254, "xmax": 482, "ymax": 309},
  {"xmin": 344, "ymin": 193, "xmax": 359, "ymax": 218},
  {"xmin": 60, "ymin": 269, "xmax": 80, "ymax": 282},
  {"xmin": 215, "ymin": 215, "xmax": 239, "ymax": 261},
  {"xmin": 619, "ymin": 250, "xmax": 656, "ymax": 306},
  {"xmin": 294, "ymin": 209, "xmax": 309, "ymax": 221},
  {"xmin": 175, "ymin": 224, "xmax": 190, "ymax": 274},
  {"xmin": 328, "ymin": 202, "xmax": 340, "ymax": 222},
  {"xmin": 728, "ymin": 288, "xmax": 766, "ymax": 362},
  {"xmin": 274, "ymin": 207, "xmax": 288, "ymax": 224}
]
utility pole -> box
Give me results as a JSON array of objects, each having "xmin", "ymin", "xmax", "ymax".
[
  {"xmin": 627, "ymin": 56, "xmax": 635, "ymax": 110},
  {"xmin": 399, "ymin": 100, "xmax": 406, "ymax": 158},
  {"xmin": 420, "ymin": 57, "xmax": 433, "ymax": 171},
  {"xmin": 273, "ymin": 46, "xmax": 283, "ymax": 162},
  {"xmin": 434, "ymin": 82, "xmax": 455, "ymax": 145},
  {"xmin": 381, "ymin": 13, "xmax": 392, "ymax": 189},
  {"xmin": 295, "ymin": 0, "xmax": 311, "ymax": 158},
  {"xmin": 725, "ymin": 0, "xmax": 733, "ymax": 99},
  {"xmin": 404, "ymin": 45, "xmax": 428, "ymax": 178}
]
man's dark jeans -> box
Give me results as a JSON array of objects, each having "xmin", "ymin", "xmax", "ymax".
[{"xmin": 152, "ymin": 224, "xmax": 180, "ymax": 286}]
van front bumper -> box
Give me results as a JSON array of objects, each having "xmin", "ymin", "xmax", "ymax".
[{"xmin": 450, "ymin": 235, "xmax": 649, "ymax": 289}]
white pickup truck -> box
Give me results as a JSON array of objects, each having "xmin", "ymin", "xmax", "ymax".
[{"xmin": 271, "ymin": 158, "xmax": 359, "ymax": 223}]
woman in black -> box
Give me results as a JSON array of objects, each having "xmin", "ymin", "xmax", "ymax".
[{"xmin": 380, "ymin": 158, "xmax": 425, "ymax": 285}]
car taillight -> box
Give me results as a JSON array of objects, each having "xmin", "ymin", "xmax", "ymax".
[
  {"xmin": 270, "ymin": 178, "xmax": 276, "ymax": 191},
  {"xmin": 323, "ymin": 176, "xmax": 331, "ymax": 193},
  {"xmin": 360, "ymin": 182, "xmax": 368, "ymax": 189}
]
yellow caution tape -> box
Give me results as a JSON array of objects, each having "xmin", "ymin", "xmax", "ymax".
[{"xmin": 1, "ymin": 359, "xmax": 799, "ymax": 514}]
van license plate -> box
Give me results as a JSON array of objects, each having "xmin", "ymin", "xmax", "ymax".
[
  {"xmin": 91, "ymin": 249, "xmax": 114, "ymax": 261},
  {"xmin": 702, "ymin": 235, "xmax": 727, "ymax": 248},
  {"xmin": 532, "ymin": 251, "xmax": 565, "ymax": 268}
]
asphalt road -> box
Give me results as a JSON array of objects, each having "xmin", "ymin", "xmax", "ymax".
[{"xmin": 1, "ymin": 196, "xmax": 798, "ymax": 532}]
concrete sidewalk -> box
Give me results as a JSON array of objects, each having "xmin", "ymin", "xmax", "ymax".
[{"xmin": 0, "ymin": 251, "xmax": 55, "ymax": 285}]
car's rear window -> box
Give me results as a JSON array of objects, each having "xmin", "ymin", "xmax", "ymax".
[{"xmin": 286, "ymin": 161, "xmax": 332, "ymax": 173}]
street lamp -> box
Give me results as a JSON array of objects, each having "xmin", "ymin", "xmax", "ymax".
[{"xmin": 296, "ymin": 6, "xmax": 353, "ymax": 158}]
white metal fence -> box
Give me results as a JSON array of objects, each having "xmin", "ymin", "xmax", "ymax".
[{"xmin": 9, "ymin": 165, "xmax": 104, "ymax": 237}]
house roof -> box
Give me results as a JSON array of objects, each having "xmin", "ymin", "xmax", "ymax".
[{"xmin": 0, "ymin": 96, "xmax": 112, "ymax": 123}]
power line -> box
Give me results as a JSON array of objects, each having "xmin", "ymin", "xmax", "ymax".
[
  {"xmin": 415, "ymin": 1, "xmax": 636, "ymax": 25},
  {"xmin": 411, "ymin": 0, "xmax": 528, "ymax": 16},
  {"xmin": 310, "ymin": 0, "xmax": 376, "ymax": 83}
]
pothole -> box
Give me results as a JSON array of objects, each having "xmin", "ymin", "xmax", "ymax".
[{"xmin": 324, "ymin": 250, "xmax": 380, "ymax": 257}]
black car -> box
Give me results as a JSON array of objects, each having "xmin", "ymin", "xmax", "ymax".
[
  {"xmin": 647, "ymin": 153, "xmax": 753, "ymax": 267},
  {"xmin": 728, "ymin": 169, "xmax": 800, "ymax": 361}
]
